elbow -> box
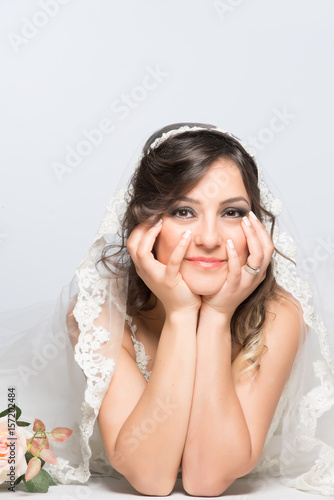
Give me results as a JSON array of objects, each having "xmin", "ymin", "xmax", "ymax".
[
  {"xmin": 128, "ymin": 473, "xmax": 175, "ymax": 496},
  {"xmin": 183, "ymin": 472, "xmax": 236, "ymax": 497},
  {"xmin": 182, "ymin": 457, "xmax": 257, "ymax": 497},
  {"xmin": 182, "ymin": 459, "xmax": 237, "ymax": 497},
  {"xmin": 110, "ymin": 455, "xmax": 176, "ymax": 496}
]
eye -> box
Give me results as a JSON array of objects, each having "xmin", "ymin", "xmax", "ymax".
[
  {"xmin": 223, "ymin": 208, "xmax": 246, "ymax": 218},
  {"xmin": 170, "ymin": 207, "xmax": 195, "ymax": 219}
]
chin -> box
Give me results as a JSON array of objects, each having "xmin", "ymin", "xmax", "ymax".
[{"xmin": 184, "ymin": 275, "xmax": 226, "ymax": 297}]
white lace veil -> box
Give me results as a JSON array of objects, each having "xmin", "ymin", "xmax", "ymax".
[{"xmin": 2, "ymin": 124, "xmax": 333, "ymax": 495}]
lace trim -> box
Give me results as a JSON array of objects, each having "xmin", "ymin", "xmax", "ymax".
[
  {"xmin": 127, "ymin": 318, "xmax": 152, "ymax": 381},
  {"xmin": 49, "ymin": 191, "xmax": 128, "ymax": 484},
  {"xmin": 273, "ymin": 233, "xmax": 334, "ymax": 376}
]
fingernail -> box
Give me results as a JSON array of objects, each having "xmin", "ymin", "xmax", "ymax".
[
  {"xmin": 155, "ymin": 219, "xmax": 163, "ymax": 226},
  {"xmin": 249, "ymin": 211, "xmax": 257, "ymax": 220},
  {"xmin": 242, "ymin": 216, "xmax": 251, "ymax": 227},
  {"xmin": 183, "ymin": 230, "xmax": 192, "ymax": 239},
  {"xmin": 227, "ymin": 239, "xmax": 234, "ymax": 249}
]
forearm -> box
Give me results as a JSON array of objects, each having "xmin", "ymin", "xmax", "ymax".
[
  {"xmin": 182, "ymin": 309, "xmax": 252, "ymax": 489},
  {"xmin": 115, "ymin": 311, "xmax": 197, "ymax": 487}
]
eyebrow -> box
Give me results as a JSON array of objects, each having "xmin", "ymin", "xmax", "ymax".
[{"xmin": 175, "ymin": 196, "xmax": 250, "ymax": 207}]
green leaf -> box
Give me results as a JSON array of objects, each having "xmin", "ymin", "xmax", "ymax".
[
  {"xmin": 14, "ymin": 474, "xmax": 24, "ymax": 486},
  {"xmin": 0, "ymin": 405, "xmax": 22, "ymax": 420},
  {"xmin": 23, "ymin": 469, "xmax": 50, "ymax": 493},
  {"xmin": 16, "ymin": 420, "xmax": 30, "ymax": 427},
  {"xmin": 15, "ymin": 405, "xmax": 22, "ymax": 421},
  {"xmin": 43, "ymin": 469, "xmax": 57, "ymax": 486},
  {"xmin": 25, "ymin": 450, "xmax": 33, "ymax": 461}
]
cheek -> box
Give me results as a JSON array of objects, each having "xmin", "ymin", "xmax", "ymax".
[
  {"xmin": 225, "ymin": 224, "xmax": 248, "ymax": 263},
  {"xmin": 154, "ymin": 225, "xmax": 183, "ymax": 264}
]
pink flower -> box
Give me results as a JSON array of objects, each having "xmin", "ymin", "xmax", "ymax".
[{"xmin": 0, "ymin": 416, "xmax": 32, "ymax": 485}]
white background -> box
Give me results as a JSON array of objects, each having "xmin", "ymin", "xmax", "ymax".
[
  {"xmin": 1, "ymin": 0, "xmax": 333, "ymax": 313},
  {"xmin": 0, "ymin": 4, "xmax": 333, "ymax": 498}
]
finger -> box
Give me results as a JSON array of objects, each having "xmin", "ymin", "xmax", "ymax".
[
  {"xmin": 136, "ymin": 219, "xmax": 163, "ymax": 257},
  {"xmin": 248, "ymin": 211, "xmax": 275, "ymax": 259},
  {"xmin": 165, "ymin": 230, "xmax": 192, "ymax": 281},
  {"xmin": 126, "ymin": 226, "xmax": 146, "ymax": 264},
  {"xmin": 225, "ymin": 239, "xmax": 242, "ymax": 289},
  {"xmin": 126, "ymin": 221, "xmax": 152, "ymax": 250},
  {"xmin": 242, "ymin": 214, "xmax": 275, "ymax": 282},
  {"xmin": 128, "ymin": 220, "xmax": 163, "ymax": 267},
  {"xmin": 241, "ymin": 216, "xmax": 265, "ymax": 268}
]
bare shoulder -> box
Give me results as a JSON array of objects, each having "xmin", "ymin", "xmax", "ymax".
[
  {"xmin": 265, "ymin": 286, "xmax": 304, "ymax": 333},
  {"xmin": 268, "ymin": 285, "xmax": 303, "ymax": 314},
  {"xmin": 261, "ymin": 286, "xmax": 304, "ymax": 367},
  {"xmin": 234, "ymin": 287, "xmax": 303, "ymax": 382}
]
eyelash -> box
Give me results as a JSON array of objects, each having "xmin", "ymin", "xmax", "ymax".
[{"xmin": 170, "ymin": 207, "xmax": 247, "ymax": 219}]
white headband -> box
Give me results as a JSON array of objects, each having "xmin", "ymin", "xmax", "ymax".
[
  {"xmin": 142, "ymin": 124, "xmax": 282, "ymax": 218},
  {"xmin": 147, "ymin": 125, "xmax": 256, "ymax": 158}
]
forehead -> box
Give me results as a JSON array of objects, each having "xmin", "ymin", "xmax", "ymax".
[{"xmin": 186, "ymin": 157, "xmax": 250, "ymax": 202}]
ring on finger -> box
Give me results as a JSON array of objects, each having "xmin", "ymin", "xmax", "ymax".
[{"xmin": 244, "ymin": 261, "xmax": 261, "ymax": 275}]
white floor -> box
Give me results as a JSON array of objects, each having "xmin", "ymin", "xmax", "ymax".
[{"xmin": 1, "ymin": 475, "xmax": 327, "ymax": 499}]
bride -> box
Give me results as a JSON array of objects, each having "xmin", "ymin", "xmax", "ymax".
[
  {"xmin": 2, "ymin": 123, "xmax": 334, "ymax": 496},
  {"xmin": 93, "ymin": 124, "xmax": 301, "ymax": 496}
]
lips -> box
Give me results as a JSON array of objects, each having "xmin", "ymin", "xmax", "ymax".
[{"xmin": 185, "ymin": 257, "xmax": 225, "ymax": 269}]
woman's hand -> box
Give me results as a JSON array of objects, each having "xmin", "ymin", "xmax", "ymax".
[
  {"xmin": 127, "ymin": 220, "xmax": 201, "ymax": 316},
  {"xmin": 201, "ymin": 212, "xmax": 275, "ymax": 319}
]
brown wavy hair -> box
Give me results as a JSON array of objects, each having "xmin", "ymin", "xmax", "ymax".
[{"xmin": 96, "ymin": 122, "xmax": 286, "ymax": 377}]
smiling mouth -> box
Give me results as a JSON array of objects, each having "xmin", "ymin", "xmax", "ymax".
[{"xmin": 185, "ymin": 258, "xmax": 226, "ymax": 269}]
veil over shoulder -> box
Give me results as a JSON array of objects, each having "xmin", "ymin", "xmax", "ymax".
[{"xmin": 1, "ymin": 125, "xmax": 334, "ymax": 495}]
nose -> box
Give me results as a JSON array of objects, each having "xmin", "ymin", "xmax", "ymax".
[{"xmin": 193, "ymin": 218, "xmax": 222, "ymax": 248}]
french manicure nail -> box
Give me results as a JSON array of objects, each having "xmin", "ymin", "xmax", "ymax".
[
  {"xmin": 183, "ymin": 230, "xmax": 192, "ymax": 239},
  {"xmin": 243, "ymin": 216, "xmax": 251, "ymax": 227},
  {"xmin": 227, "ymin": 239, "xmax": 234, "ymax": 249},
  {"xmin": 249, "ymin": 211, "xmax": 257, "ymax": 220},
  {"xmin": 155, "ymin": 219, "xmax": 163, "ymax": 226}
]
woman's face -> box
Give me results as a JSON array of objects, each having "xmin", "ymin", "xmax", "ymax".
[{"xmin": 154, "ymin": 158, "xmax": 252, "ymax": 296}]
